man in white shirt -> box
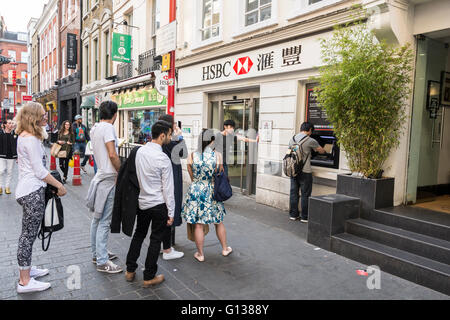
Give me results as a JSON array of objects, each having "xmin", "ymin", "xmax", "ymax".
[
  {"xmin": 88, "ymin": 101, "xmax": 122, "ymax": 274},
  {"xmin": 125, "ymin": 120, "xmax": 175, "ymax": 287}
]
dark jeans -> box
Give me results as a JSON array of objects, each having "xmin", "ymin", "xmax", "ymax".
[
  {"xmin": 289, "ymin": 172, "xmax": 313, "ymax": 220},
  {"xmin": 74, "ymin": 142, "xmax": 89, "ymax": 167},
  {"xmin": 59, "ymin": 157, "xmax": 70, "ymax": 179},
  {"xmin": 126, "ymin": 204, "xmax": 169, "ymax": 280},
  {"xmin": 162, "ymin": 226, "xmax": 175, "ymax": 250}
]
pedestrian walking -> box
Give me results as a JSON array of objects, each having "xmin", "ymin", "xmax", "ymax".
[
  {"xmin": 72, "ymin": 115, "xmax": 90, "ymax": 173},
  {"xmin": 181, "ymin": 128, "xmax": 232, "ymax": 262},
  {"xmin": 288, "ymin": 122, "xmax": 327, "ymax": 222},
  {"xmin": 158, "ymin": 114, "xmax": 186, "ymax": 261},
  {"xmin": 125, "ymin": 120, "xmax": 174, "ymax": 287},
  {"xmin": 57, "ymin": 121, "xmax": 74, "ymax": 184},
  {"xmin": 14, "ymin": 102, "xmax": 67, "ymax": 293},
  {"xmin": 86, "ymin": 101, "xmax": 122, "ymax": 274},
  {"xmin": 0, "ymin": 118, "xmax": 18, "ymax": 195}
]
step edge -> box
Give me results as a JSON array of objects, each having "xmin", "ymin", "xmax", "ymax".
[
  {"xmin": 372, "ymin": 209, "xmax": 450, "ymax": 229},
  {"xmin": 347, "ymin": 219, "xmax": 450, "ymax": 251},
  {"xmin": 332, "ymin": 233, "xmax": 450, "ymax": 276}
]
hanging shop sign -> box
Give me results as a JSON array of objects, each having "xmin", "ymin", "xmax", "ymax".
[
  {"xmin": 155, "ymin": 71, "xmax": 169, "ymax": 97},
  {"xmin": 155, "ymin": 21, "xmax": 177, "ymax": 56},
  {"xmin": 112, "ymin": 33, "xmax": 132, "ymax": 63},
  {"xmin": 162, "ymin": 53, "xmax": 171, "ymax": 72},
  {"xmin": 178, "ymin": 31, "xmax": 334, "ymax": 89},
  {"xmin": 111, "ymin": 88, "xmax": 167, "ymax": 109},
  {"xmin": 67, "ymin": 33, "xmax": 77, "ymax": 69}
]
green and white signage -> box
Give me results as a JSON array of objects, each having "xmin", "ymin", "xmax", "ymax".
[
  {"xmin": 112, "ymin": 33, "xmax": 131, "ymax": 63},
  {"xmin": 111, "ymin": 88, "xmax": 167, "ymax": 109}
]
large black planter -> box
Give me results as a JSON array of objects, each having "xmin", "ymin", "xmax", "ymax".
[{"xmin": 336, "ymin": 174, "xmax": 394, "ymax": 214}]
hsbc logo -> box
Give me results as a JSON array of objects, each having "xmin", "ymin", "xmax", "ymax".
[{"xmin": 233, "ymin": 57, "xmax": 253, "ymax": 75}]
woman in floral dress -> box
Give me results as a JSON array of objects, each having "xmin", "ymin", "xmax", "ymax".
[{"xmin": 181, "ymin": 129, "xmax": 232, "ymax": 262}]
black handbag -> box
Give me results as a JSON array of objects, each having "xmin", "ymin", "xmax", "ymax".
[{"xmin": 38, "ymin": 171, "xmax": 64, "ymax": 251}]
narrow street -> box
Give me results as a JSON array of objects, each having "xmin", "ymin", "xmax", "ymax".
[{"xmin": 0, "ymin": 159, "xmax": 447, "ymax": 300}]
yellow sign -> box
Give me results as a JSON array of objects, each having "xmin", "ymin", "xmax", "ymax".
[{"xmin": 162, "ymin": 53, "xmax": 171, "ymax": 72}]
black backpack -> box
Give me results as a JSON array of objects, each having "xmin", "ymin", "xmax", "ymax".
[{"xmin": 283, "ymin": 135, "xmax": 310, "ymax": 178}]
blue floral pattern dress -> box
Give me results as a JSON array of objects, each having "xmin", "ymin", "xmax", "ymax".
[{"xmin": 181, "ymin": 147, "xmax": 226, "ymax": 224}]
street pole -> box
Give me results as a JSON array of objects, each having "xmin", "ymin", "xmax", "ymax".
[{"xmin": 167, "ymin": 0, "xmax": 176, "ymax": 116}]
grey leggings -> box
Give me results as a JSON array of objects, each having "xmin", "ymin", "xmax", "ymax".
[{"xmin": 16, "ymin": 187, "xmax": 46, "ymax": 270}]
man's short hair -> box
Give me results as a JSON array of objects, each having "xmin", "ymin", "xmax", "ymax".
[
  {"xmin": 99, "ymin": 101, "xmax": 118, "ymax": 120},
  {"xmin": 223, "ymin": 119, "xmax": 235, "ymax": 128},
  {"xmin": 300, "ymin": 122, "xmax": 315, "ymax": 133},
  {"xmin": 158, "ymin": 114, "xmax": 174, "ymax": 126},
  {"xmin": 151, "ymin": 120, "xmax": 172, "ymax": 140}
]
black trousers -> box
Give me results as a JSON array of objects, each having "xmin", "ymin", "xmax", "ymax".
[
  {"xmin": 289, "ymin": 172, "xmax": 313, "ymax": 220},
  {"xmin": 59, "ymin": 157, "xmax": 70, "ymax": 179},
  {"xmin": 126, "ymin": 204, "xmax": 169, "ymax": 280},
  {"xmin": 162, "ymin": 226, "xmax": 175, "ymax": 250}
]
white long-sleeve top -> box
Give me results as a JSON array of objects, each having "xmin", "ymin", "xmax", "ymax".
[
  {"xmin": 135, "ymin": 142, "xmax": 175, "ymax": 218},
  {"xmin": 15, "ymin": 135, "xmax": 49, "ymax": 199}
]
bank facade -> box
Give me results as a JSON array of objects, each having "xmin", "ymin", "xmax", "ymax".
[{"xmin": 175, "ymin": 0, "xmax": 450, "ymax": 211}]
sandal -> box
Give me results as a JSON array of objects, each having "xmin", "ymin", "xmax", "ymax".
[
  {"xmin": 222, "ymin": 247, "xmax": 233, "ymax": 257},
  {"xmin": 194, "ymin": 252, "xmax": 204, "ymax": 262}
]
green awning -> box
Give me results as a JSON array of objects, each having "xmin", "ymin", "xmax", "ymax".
[{"xmin": 80, "ymin": 95, "xmax": 95, "ymax": 108}]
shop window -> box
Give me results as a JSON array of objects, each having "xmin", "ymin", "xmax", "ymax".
[{"xmin": 127, "ymin": 108, "xmax": 166, "ymax": 145}]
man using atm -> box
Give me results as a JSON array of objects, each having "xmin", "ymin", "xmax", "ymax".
[{"xmin": 288, "ymin": 122, "xmax": 327, "ymax": 223}]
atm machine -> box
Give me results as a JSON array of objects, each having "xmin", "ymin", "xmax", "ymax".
[
  {"xmin": 310, "ymin": 132, "xmax": 340, "ymax": 169},
  {"xmin": 305, "ymin": 83, "xmax": 340, "ymax": 169}
]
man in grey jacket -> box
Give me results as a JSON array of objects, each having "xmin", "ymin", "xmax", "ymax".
[{"xmin": 87, "ymin": 101, "xmax": 122, "ymax": 274}]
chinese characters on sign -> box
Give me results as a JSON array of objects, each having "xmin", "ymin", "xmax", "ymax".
[
  {"xmin": 112, "ymin": 33, "xmax": 132, "ymax": 63},
  {"xmin": 67, "ymin": 33, "xmax": 77, "ymax": 69},
  {"xmin": 257, "ymin": 51, "xmax": 274, "ymax": 71},
  {"xmin": 282, "ymin": 45, "xmax": 302, "ymax": 66}
]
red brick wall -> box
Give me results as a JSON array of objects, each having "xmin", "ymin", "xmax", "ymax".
[{"xmin": 0, "ymin": 40, "xmax": 28, "ymax": 109}]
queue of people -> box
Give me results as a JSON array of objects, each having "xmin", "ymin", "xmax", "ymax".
[{"xmin": 8, "ymin": 99, "xmax": 325, "ymax": 294}]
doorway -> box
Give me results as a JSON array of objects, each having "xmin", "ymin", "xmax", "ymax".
[
  {"xmin": 406, "ymin": 34, "xmax": 450, "ymax": 213},
  {"xmin": 209, "ymin": 90, "xmax": 260, "ymax": 195}
]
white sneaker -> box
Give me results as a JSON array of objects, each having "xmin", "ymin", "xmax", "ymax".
[
  {"xmin": 162, "ymin": 248, "xmax": 184, "ymax": 260},
  {"xmin": 30, "ymin": 266, "xmax": 49, "ymax": 278},
  {"xmin": 17, "ymin": 278, "xmax": 51, "ymax": 294}
]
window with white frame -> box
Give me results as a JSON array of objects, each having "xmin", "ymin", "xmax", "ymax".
[
  {"xmin": 290, "ymin": 0, "xmax": 343, "ymax": 18},
  {"xmin": 8, "ymin": 50, "xmax": 16, "ymax": 61},
  {"xmin": 104, "ymin": 30, "xmax": 110, "ymax": 78},
  {"xmin": 54, "ymin": 24, "xmax": 57, "ymax": 49},
  {"xmin": 245, "ymin": 0, "xmax": 272, "ymax": 27},
  {"xmin": 62, "ymin": 0, "xmax": 66, "ymax": 25},
  {"xmin": 21, "ymin": 51, "xmax": 29, "ymax": 63},
  {"xmin": 201, "ymin": 0, "xmax": 221, "ymax": 41}
]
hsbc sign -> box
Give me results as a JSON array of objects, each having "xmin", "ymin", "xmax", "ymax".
[
  {"xmin": 202, "ymin": 56, "xmax": 255, "ymax": 81},
  {"xmin": 180, "ymin": 31, "xmax": 334, "ymax": 89}
]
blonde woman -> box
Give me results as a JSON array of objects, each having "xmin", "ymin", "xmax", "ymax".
[{"xmin": 15, "ymin": 102, "xmax": 67, "ymax": 293}]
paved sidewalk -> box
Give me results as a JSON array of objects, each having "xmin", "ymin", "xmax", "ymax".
[{"xmin": 0, "ymin": 156, "xmax": 448, "ymax": 300}]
